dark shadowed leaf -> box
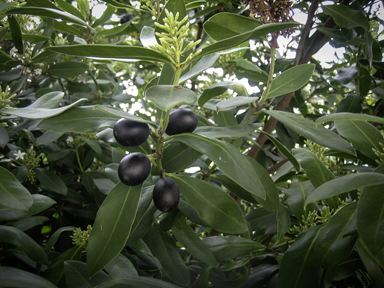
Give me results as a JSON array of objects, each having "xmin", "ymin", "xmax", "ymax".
[
  {"xmin": 35, "ymin": 168, "xmax": 68, "ymax": 195},
  {"xmin": 322, "ymin": 5, "xmax": 370, "ymax": 30},
  {"xmin": 93, "ymin": 277, "xmax": 181, "ymax": 288},
  {"xmin": 65, "ymin": 260, "xmax": 111, "ymax": 288},
  {"xmin": 0, "ymin": 266, "xmax": 57, "ymax": 288},
  {"xmin": 104, "ymin": 253, "xmax": 138, "ymax": 279},
  {"xmin": 47, "ymin": 61, "xmax": 89, "ymax": 78}
]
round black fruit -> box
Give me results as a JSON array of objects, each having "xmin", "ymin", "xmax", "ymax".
[
  {"xmin": 118, "ymin": 152, "xmax": 151, "ymax": 186},
  {"xmin": 120, "ymin": 13, "xmax": 132, "ymax": 24},
  {"xmin": 153, "ymin": 178, "xmax": 180, "ymax": 212},
  {"xmin": 165, "ymin": 108, "xmax": 198, "ymax": 136},
  {"xmin": 113, "ymin": 118, "xmax": 150, "ymax": 147}
]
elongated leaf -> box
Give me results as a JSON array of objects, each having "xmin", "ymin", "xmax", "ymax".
[
  {"xmin": 202, "ymin": 236, "xmax": 264, "ymax": 261},
  {"xmin": 172, "ymin": 223, "xmax": 218, "ymax": 267},
  {"xmin": 305, "ymin": 172, "xmax": 384, "ymax": 206},
  {"xmin": 162, "ymin": 142, "xmax": 202, "ymax": 173},
  {"xmin": 35, "ymin": 168, "xmax": 68, "ymax": 195},
  {"xmin": 8, "ymin": 15, "xmax": 23, "ymax": 54},
  {"xmin": 0, "ymin": 266, "xmax": 57, "ymax": 288},
  {"xmin": 179, "ymin": 53, "xmax": 220, "ymax": 84},
  {"xmin": 322, "ymin": 4, "xmax": 370, "ymax": 30},
  {"xmin": 9, "ymin": 216, "xmax": 49, "ymax": 231},
  {"xmin": 55, "ymin": 0, "xmax": 84, "ymax": 20},
  {"xmin": 0, "ymin": 225, "xmax": 48, "ymax": 265},
  {"xmin": 335, "ymin": 120, "xmax": 383, "ymax": 160},
  {"xmin": 216, "ymin": 96, "xmax": 257, "ymax": 111},
  {"xmin": 87, "ymin": 182, "xmax": 142, "ymax": 277},
  {"xmin": 315, "ymin": 112, "xmax": 384, "ymax": 125},
  {"xmin": 194, "ymin": 123, "xmax": 259, "ymax": 139},
  {"xmin": 1, "ymin": 98, "xmax": 87, "ymax": 120},
  {"xmin": 104, "ymin": 253, "xmax": 138, "ymax": 279},
  {"xmin": 149, "ymin": 224, "xmax": 190, "ymax": 287},
  {"xmin": 277, "ymin": 225, "xmax": 323, "ymax": 288},
  {"xmin": 170, "ymin": 175, "xmax": 247, "ymax": 234},
  {"xmin": 268, "ymin": 64, "xmax": 315, "ymax": 98},
  {"xmin": 38, "ymin": 106, "xmax": 120, "ymax": 133},
  {"xmin": 0, "ymin": 166, "xmax": 32, "ymax": 211},
  {"xmin": 263, "ymin": 110, "xmax": 355, "ymax": 154},
  {"xmin": 94, "ymin": 105, "xmax": 155, "ymax": 126},
  {"xmin": 47, "ymin": 61, "xmax": 89, "ymax": 78},
  {"xmin": 313, "ymin": 202, "xmax": 358, "ymax": 268},
  {"xmin": 7, "ymin": 7, "xmax": 94, "ymax": 31},
  {"xmin": 92, "ymin": 4, "xmax": 115, "ymax": 27},
  {"xmin": 245, "ymin": 207, "xmax": 276, "ymax": 231},
  {"xmin": 64, "ymin": 261, "xmax": 111, "ymax": 288},
  {"xmin": 356, "ymin": 240, "xmax": 384, "ymax": 286},
  {"xmin": 0, "ymin": 126, "xmax": 9, "ymax": 148},
  {"xmin": 234, "ymin": 58, "xmax": 268, "ymax": 83},
  {"xmin": 47, "ymin": 45, "xmax": 170, "ymax": 63},
  {"xmin": 45, "ymin": 226, "xmax": 76, "ymax": 254},
  {"xmin": 145, "ymin": 85, "xmax": 197, "ymax": 110},
  {"xmin": 276, "ymin": 204, "xmax": 291, "ymax": 243},
  {"xmin": 94, "ymin": 277, "xmax": 181, "ymax": 288},
  {"xmin": 199, "ymin": 81, "xmax": 248, "ymax": 107},
  {"xmin": 172, "ymin": 133, "xmax": 266, "ymax": 199},
  {"xmin": 97, "ymin": 21, "xmax": 131, "ymax": 36},
  {"xmin": 212, "ymin": 175, "xmax": 258, "ymax": 204}
]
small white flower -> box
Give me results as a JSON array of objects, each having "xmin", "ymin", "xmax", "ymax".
[
  {"xmin": 66, "ymin": 136, "xmax": 74, "ymax": 144},
  {"xmin": 14, "ymin": 150, "xmax": 26, "ymax": 160}
]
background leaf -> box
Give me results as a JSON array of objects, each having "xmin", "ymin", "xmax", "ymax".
[
  {"xmin": 0, "ymin": 266, "xmax": 57, "ymax": 288},
  {"xmin": 145, "ymin": 85, "xmax": 197, "ymax": 110}
]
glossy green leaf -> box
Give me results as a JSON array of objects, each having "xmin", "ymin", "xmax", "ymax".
[
  {"xmin": 0, "ymin": 266, "xmax": 57, "ymax": 288},
  {"xmin": 199, "ymin": 81, "xmax": 249, "ymax": 107},
  {"xmin": 212, "ymin": 175, "xmax": 258, "ymax": 204},
  {"xmin": 194, "ymin": 123, "xmax": 259, "ymax": 139},
  {"xmin": 179, "ymin": 53, "xmax": 220, "ymax": 84},
  {"xmin": 245, "ymin": 208, "xmax": 276, "ymax": 231},
  {"xmin": 38, "ymin": 106, "xmax": 120, "ymax": 133},
  {"xmin": 7, "ymin": 7, "xmax": 94, "ymax": 31},
  {"xmin": 162, "ymin": 142, "xmax": 202, "ymax": 173},
  {"xmin": 8, "ymin": 15, "xmax": 23, "ymax": 54},
  {"xmin": 356, "ymin": 240, "xmax": 384, "ymax": 286},
  {"xmin": 0, "ymin": 126, "xmax": 9, "ymax": 148},
  {"xmin": 53, "ymin": 20, "xmax": 84, "ymax": 37},
  {"xmin": 94, "ymin": 277, "xmax": 181, "ymax": 288},
  {"xmin": 276, "ymin": 204, "xmax": 291, "ymax": 243},
  {"xmin": 335, "ymin": 120, "xmax": 383, "ymax": 160},
  {"xmin": 104, "ymin": 253, "xmax": 138, "ymax": 279},
  {"xmin": 94, "ymin": 105, "xmax": 155, "ymax": 126},
  {"xmin": 0, "ymin": 225, "xmax": 49, "ymax": 265},
  {"xmin": 313, "ymin": 202, "xmax": 358, "ymax": 268},
  {"xmin": 140, "ymin": 26, "xmax": 157, "ymax": 48},
  {"xmin": 145, "ymin": 85, "xmax": 197, "ymax": 110},
  {"xmin": 268, "ymin": 64, "xmax": 315, "ymax": 98},
  {"xmin": 263, "ymin": 110, "xmax": 355, "ymax": 154},
  {"xmin": 35, "ymin": 168, "xmax": 68, "ymax": 195},
  {"xmin": 47, "ymin": 45, "xmax": 170, "ymax": 63},
  {"xmin": 334, "ymin": 66, "xmax": 358, "ymax": 85},
  {"xmin": 150, "ymin": 224, "xmax": 190, "ymax": 287},
  {"xmin": 322, "ymin": 4, "xmax": 370, "ymax": 30},
  {"xmin": 92, "ymin": 4, "xmax": 115, "ymax": 27},
  {"xmin": 87, "ymin": 182, "xmax": 142, "ymax": 277},
  {"xmin": 8, "ymin": 216, "xmax": 49, "ymax": 231},
  {"xmin": 55, "ymin": 0, "xmax": 84, "ymax": 20},
  {"xmin": 233, "ymin": 59, "xmax": 268, "ymax": 83},
  {"xmin": 170, "ymin": 175, "xmax": 247, "ymax": 234},
  {"xmin": 47, "ymin": 61, "xmax": 89, "ymax": 78},
  {"xmin": 216, "ymin": 96, "xmax": 257, "ymax": 111},
  {"xmin": 172, "ymin": 223, "xmax": 219, "ymax": 267},
  {"xmin": 0, "ymin": 194, "xmax": 56, "ymax": 222},
  {"xmin": 305, "ymin": 172, "xmax": 384, "ymax": 206},
  {"xmin": 315, "ymin": 112, "xmax": 384, "ymax": 125},
  {"xmin": 0, "ymin": 166, "xmax": 32, "ymax": 211},
  {"xmin": 336, "ymin": 94, "xmax": 363, "ymax": 113},
  {"xmin": 277, "ymin": 225, "xmax": 323, "ymax": 288},
  {"xmin": 32, "ymin": 50, "xmax": 61, "ymax": 63},
  {"xmin": 202, "ymin": 236, "xmax": 264, "ymax": 261},
  {"xmin": 44, "ymin": 226, "xmax": 76, "ymax": 254},
  {"xmin": 97, "ymin": 21, "xmax": 131, "ymax": 37},
  {"xmin": 285, "ymin": 181, "xmax": 318, "ymax": 224},
  {"xmin": 64, "ymin": 260, "xmax": 111, "ymax": 288},
  {"xmin": 36, "ymin": 131, "xmax": 63, "ymax": 146},
  {"xmin": 172, "ymin": 133, "xmax": 266, "ymax": 199}
]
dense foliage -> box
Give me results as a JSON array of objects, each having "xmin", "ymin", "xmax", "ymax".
[{"xmin": 0, "ymin": 0, "xmax": 384, "ymax": 287}]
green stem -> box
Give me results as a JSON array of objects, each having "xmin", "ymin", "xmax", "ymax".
[{"xmin": 74, "ymin": 144, "xmax": 84, "ymax": 173}]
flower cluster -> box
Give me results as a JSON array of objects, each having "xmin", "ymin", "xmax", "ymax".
[{"xmin": 71, "ymin": 225, "xmax": 93, "ymax": 250}]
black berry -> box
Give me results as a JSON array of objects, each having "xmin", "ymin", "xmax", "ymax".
[
  {"xmin": 118, "ymin": 152, "xmax": 151, "ymax": 186},
  {"xmin": 113, "ymin": 118, "xmax": 150, "ymax": 147},
  {"xmin": 165, "ymin": 108, "xmax": 198, "ymax": 136},
  {"xmin": 120, "ymin": 13, "xmax": 132, "ymax": 24},
  {"xmin": 153, "ymin": 178, "xmax": 180, "ymax": 212}
]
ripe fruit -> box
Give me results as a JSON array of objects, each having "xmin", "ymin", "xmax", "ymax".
[
  {"xmin": 165, "ymin": 108, "xmax": 198, "ymax": 136},
  {"xmin": 153, "ymin": 178, "xmax": 180, "ymax": 212},
  {"xmin": 113, "ymin": 118, "xmax": 150, "ymax": 147},
  {"xmin": 118, "ymin": 152, "xmax": 151, "ymax": 186},
  {"xmin": 120, "ymin": 13, "xmax": 132, "ymax": 24}
]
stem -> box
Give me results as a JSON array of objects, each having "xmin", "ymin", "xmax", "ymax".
[{"xmin": 258, "ymin": 37, "xmax": 277, "ymax": 108}]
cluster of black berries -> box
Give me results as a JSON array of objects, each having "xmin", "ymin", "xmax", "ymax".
[{"xmin": 113, "ymin": 108, "xmax": 198, "ymax": 213}]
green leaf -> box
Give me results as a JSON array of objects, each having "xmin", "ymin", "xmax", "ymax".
[
  {"xmin": 47, "ymin": 45, "xmax": 170, "ymax": 63},
  {"xmin": 233, "ymin": 59, "xmax": 268, "ymax": 83},
  {"xmin": 202, "ymin": 236, "xmax": 264, "ymax": 261},
  {"xmin": 322, "ymin": 4, "xmax": 370, "ymax": 30},
  {"xmin": 0, "ymin": 166, "xmax": 32, "ymax": 211},
  {"xmin": 145, "ymin": 85, "xmax": 197, "ymax": 110},
  {"xmin": 199, "ymin": 81, "xmax": 249, "ymax": 107},
  {"xmin": 97, "ymin": 21, "xmax": 131, "ymax": 37},
  {"xmin": 277, "ymin": 226, "xmax": 323, "ymax": 288},
  {"xmin": 8, "ymin": 15, "xmax": 23, "ymax": 54},
  {"xmin": 211, "ymin": 175, "xmax": 257, "ymax": 204},
  {"xmin": 7, "ymin": 7, "xmax": 94, "ymax": 32},
  {"xmin": 87, "ymin": 182, "xmax": 142, "ymax": 277},
  {"xmin": 313, "ymin": 202, "xmax": 358, "ymax": 268},
  {"xmin": 38, "ymin": 106, "xmax": 120, "ymax": 133},
  {"xmin": 8, "ymin": 216, "xmax": 49, "ymax": 232},
  {"xmin": 44, "ymin": 227, "xmax": 76, "ymax": 254},
  {"xmin": 140, "ymin": 26, "xmax": 157, "ymax": 48},
  {"xmin": 334, "ymin": 66, "xmax": 358, "ymax": 85},
  {"xmin": 263, "ymin": 110, "xmax": 355, "ymax": 154},
  {"xmin": 93, "ymin": 277, "xmax": 181, "ymax": 288},
  {"xmin": 32, "ymin": 50, "xmax": 61, "ymax": 63},
  {"xmin": 35, "ymin": 168, "xmax": 68, "ymax": 195},
  {"xmin": 64, "ymin": 261, "xmax": 111, "ymax": 288},
  {"xmin": 172, "ymin": 223, "xmax": 219, "ymax": 267},
  {"xmin": 94, "ymin": 105, "xmax": 155, "ymax": 126},
  {"xmin": 53, "ymin": 20, "xmax": 84, "ymax": 37},
  {"xmin": 245, "ymin": 208, "xmax": 276, "ymax": 231},
  {"xmin": 0, "ymin": 126, "xmax": 9, "ymax": 148},
  {"xmin": 0, "ymin": 266, "xmax": 57, "ymax": 288},
  {"xmin": 92, "ymin": 4, "xmax": 115, "ymax": 27},
  {"xmin": 104, "ymin": 253, "xmax": 138, "ymax": 279},
  {"xmin": 172, "ymin": 133, "xmax": 266, "ymax": 199},
  {"xmin": 1, "ymin": 98, "xmax": 87, "ymax": 120},
  {"xmin": 194, "ymin": 123, "xmax": 260, "ymax": 139},
  {"xmin": 276, "ymin": 204, "xmax": 291, "ymax": 243},
  {"xmin": 36, "ymin": 131, "xmax": 63, "ymax": 146},
  {"xmin": 0, "ymin": 194, "xmax": 56, "ymax": 222},
  {"xmin": 0, "ymin": 225, "xmax": 49, "ymax": 265},
  {"xmin": 216, "ymin": 96, "xmax": 257, "ymax": 111},
  {"xmin": 162, "ymin": 142, "xmax": 202, "ymax": 173},
  {"xmin": 268, "ymin": 64, "xmax": 315, "ymax": 98},
  {"xmin": 315, "ymin": 112, "xmax": 384, "ymax": 125},
  {"xmin": 356, "ymin": 239, "xmax": 384, "ymax": 287},
  {"xmin": 47, "ymin": 61, "xmax": 89, "ymax": 78},
  {"xmin": 335, "ymin": 120, "xmax": 383, "ymax": 161},
  {"xmin": 55, "ymin": 0, "xmax": 84, "ymax": 20},
  {"xmin": 149, "ymin": 224, "xmax": 190, "ymax": 287},
  {"xmin": 305, "ymin": 172, "xmax": 384, "ymax": 206},
  {"xmin": 170, "ymin": 175, "xmax": 248, "ymax": 234},
  {"xmin": 179, "ymin": 53, "xmax": 220, "ymax": 84}
]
